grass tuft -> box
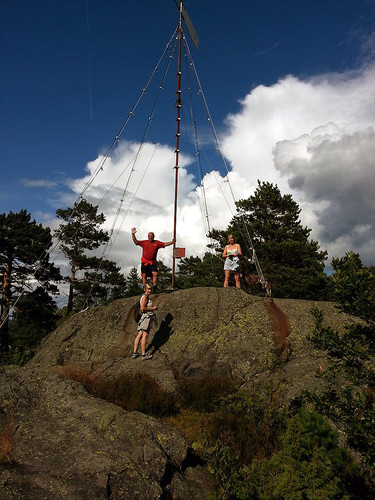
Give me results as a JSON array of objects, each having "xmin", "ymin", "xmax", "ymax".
[
  {"xmin": 84, "ymin": 373, "xmax": 178, "ymax": 418},
  {"xmin": 57, "ymin": 364, "xmax": 99, "ymax": 385},
  {"xmin": 61, "ymin": 365, "xmax": 178, "ymax": 418}
]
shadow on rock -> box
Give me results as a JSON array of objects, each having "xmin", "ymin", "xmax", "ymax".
[{"xmin": 148, "ymin": 313, "xmax": 174, "ymax": 355}]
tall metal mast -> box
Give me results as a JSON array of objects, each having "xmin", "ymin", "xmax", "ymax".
[{"xmin": 171, "ymin": 0, "xmax": 184, "ymax": 289}]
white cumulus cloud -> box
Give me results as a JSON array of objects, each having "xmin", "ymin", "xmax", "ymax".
[{"xmin": 59, "ymin": 63, "xmax": 375, "ymax": 277}]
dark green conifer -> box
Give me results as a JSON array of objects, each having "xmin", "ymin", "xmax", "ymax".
[{"xmin": 0, "ymin": 209, "xmax": 60, "ymax": 352}]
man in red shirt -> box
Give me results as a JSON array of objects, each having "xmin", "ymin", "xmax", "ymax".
[{"xmin": 131, "ymin": 228, "xmax": 175, "ymax": 291}]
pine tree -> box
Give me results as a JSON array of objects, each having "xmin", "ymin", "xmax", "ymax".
[
  {"xmin": 331, "ymin": 251, "xmax": 375, "ymax": 325},
  {"xmin": 155, "ymin": 260, "xmax": 172, "ymax": 291},
  {"xmin": 55, "ymin": 199, "xmax": 112, "ymax": 314},
  {"xmin": 74, "ymin": 257, "xmax": 127, "ymax": 308},
  {"xmin": 9, "ymin": 286, "xmax": 59, "ymax": 364},
  {"xmin": 176, "ymin": 252, "xmax": 222, "ymax": 288},
  {"xmin": 0, "ymin": 209, "xmax": 60, "ymax": 353},
  {"xmin": 124, "ymin": 267, "xmax": 143, "ymax": 297},
  {"xmin": 210, "ymin": 181, "xmax": 328, "ymax": 298}
]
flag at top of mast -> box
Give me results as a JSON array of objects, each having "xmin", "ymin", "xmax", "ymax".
[{"xmin": 179, "ymin": 1, "xmax": 199, "ymax": 51}]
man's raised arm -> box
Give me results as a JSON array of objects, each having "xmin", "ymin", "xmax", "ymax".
[{"xmin": 131, "ymin": 227, "xmax": 138, "ymax": 245}]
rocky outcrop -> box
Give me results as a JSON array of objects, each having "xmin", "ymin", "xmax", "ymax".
[
  {"xmin": 0, "ymin": 365, "xmax": 213, "ymax": 499},
  {"xmin": 29, "ymin": 288, "xmax": 354, "ymax": 397},
  {"xmin": 0, "ymin": 287, "xmax": 356, "ymax": 498}
]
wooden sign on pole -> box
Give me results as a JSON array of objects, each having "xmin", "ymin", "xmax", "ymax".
[{"xmin": 173, "ymin": 247, "xmax": 185, "ymax": 258}]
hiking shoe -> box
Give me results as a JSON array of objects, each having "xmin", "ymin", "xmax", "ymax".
[
  {"xmin": 132, "ymin": 352, "xmax": 140, "ymax": 359},
  {"xmin": 141, "ymin": 354, "xmax": 153, "ymax": 360}
]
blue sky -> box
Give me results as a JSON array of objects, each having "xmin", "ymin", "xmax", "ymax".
[{"xmin": 1, "ymin": 0, "xmax": 375, "ymax": 278}]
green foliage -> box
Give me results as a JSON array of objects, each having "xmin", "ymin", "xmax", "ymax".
[
  {"xmin": 309, "ymin": 309, "xmax": 375, "ymax": 386},
  {"xmin": 0, "ymin": 209, "xmax": 61, "ymax": 353},
  {"xmin": 55, "ymin": 199, "xmax": 108, "ymax": 256},
  {"xmin": 64, "ymin": 366, "xmax": 371, "ymax": 498},
  {"xmin": 304, "ymin": 252, "xmax": 375, "ymax": 492},
  {"xmin": 176, "ymin": 252, "xmax": 223, "ymax": 288},
  {"xmin": 245, "ymin": 410, "xmax": 362, "ymax": 500},
  {"xmin": 209, "ymin": 181, "xmax": 328, "ymax": 299},
  {"xmin": 74, "ymin": 257, "xmax": 127, "ymax": 308},
  {"xmin": 203, "ymin": 398, "xmax": 363, "ymax": 499},
  {"xmin": 204, "ymin": 387, "xmax": 286, "ymax": 465},
  {"xmin": 55, "ymin": 199, "xmax": 125, "ymax": 313},
  {"xmin": 307, "ymin": 310, "xmax": 375, "ymax": 472},
  {"xmin": 124, "ymin": 267, "xmax": 143, "ymax": 297},
  {"xmin": 234, "ymin": 180, "xmax": 309, "ymax": 244},
  {"xmin": 187, "ymin": 384, "xmax": 366, "ymax": 500},
  {"xmin": 155, "ymin": 259, "xmax": 172, "ymax": 291},
  {"xmin": 177, "ymin": 375, "xmax": 238, "ymax": 412},
  {"xmin": 7, "ymin": 287, "xmax": 59, "ymax": 365},
  {"xmin": 331, "ymin": 251, "xmax": 375, "ymax": 325},
  {"xmin": 188, "ymin": 387, "xmax": 285, "ymax": 499}
]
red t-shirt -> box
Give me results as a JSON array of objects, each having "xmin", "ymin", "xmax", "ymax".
[{"xmin": 136, "ymin": 240, "xmax": 165, "ymax": 263}]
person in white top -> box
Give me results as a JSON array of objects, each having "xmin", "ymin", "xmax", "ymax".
[
  {"xmin": 222, "ymin": 234, "xmax": 242, "ymax": 289},
  {"xmin": 133, "ymin": 284, "xmax": 158, "ymax": 360}
]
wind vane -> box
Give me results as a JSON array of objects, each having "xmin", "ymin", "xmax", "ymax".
[
  {"xmin": 174, "ymin": 0, "xmax": 199, "ymax": 51},
  {"xmin": 181, "ymin": 2, "xmax": 199, "ymax": 51}
]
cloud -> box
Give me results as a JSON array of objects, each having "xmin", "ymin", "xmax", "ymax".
[
  {"xmin": 221, "ymin": 63, "xmax": 375, "ymax": 266},
  {"xmin": 274, "ymin": 125, "xmax": 375, "ymax": 264},
  {"xmin": 55, "ymin": 62, "xmax": 375, "ymax": 279}
]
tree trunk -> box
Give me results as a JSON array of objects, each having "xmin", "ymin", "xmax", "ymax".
[
  {"xmin": 67, "ymin": 267, "xmax": 75, "ymax": 315},
  {"xmin": 0, "ymin": 261, "xmax": 12, "ymax": 352}
]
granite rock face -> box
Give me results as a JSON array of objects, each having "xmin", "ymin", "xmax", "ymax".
[
  {"xmin": 0, "ymin": 366, "xmax": 212, "ymax": 499},
  {"xmin": 1, "ymin": 288, "xmax": 356, "ymax": 498},
  {"xmin": 29, "ymin": 288, "xmax": 353, "ymax": 397}
]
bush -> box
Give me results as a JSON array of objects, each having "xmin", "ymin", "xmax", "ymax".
[
  {"xmin": 246, "ymin": 410, "xmax": 366, "ymax": 500},
  {"xmin": 87, "ymin": 373, "xmax": 178, "ymax": 417},
  {"xmin": 202, "ymin": 392, "xmax": 366, "ymax": 500},
  {"xmin": 205, "ymin": 389, "xmax": 285, "ymax": 464},
  {"xmin": 61, "ymin": 366, "xmax": 178, "ymax": 418},
  {"xmin": 177, "ymin": 375, "xmax": 238, "ymax": 412},
  {"xmin": 200, "ymin": 388, "xmax": 286, "ymax": 499}
]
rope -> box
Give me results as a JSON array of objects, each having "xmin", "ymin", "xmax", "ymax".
[
  {"xmin": 81, "ymin": 36, "xmax": 179, "ymax": 308},
  {"xmin": 180, "ymin": 43, "xmax": 222, "ymax": 279},
  {"xmin": 79, "ymin": 28, "xmax": 178, "ymax": 200},
  {"xmin": 1, "ymin": 30, "xmax": 181, "ymax": 324},
  {"xmin": 183, "ymin": 34, "xmax": 271, "ymax": 296},
  {"xmin": 2, "ymin": 16, "xmax": 274, "ymax": 328},
  {"xmin": 182, "ymin": 46, "xmax": 212, "ymax": 239}
]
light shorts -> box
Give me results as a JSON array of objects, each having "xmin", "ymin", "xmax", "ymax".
[
  {"xmin": 224, "ymin": 256, "xmax": 240, "ymax": 272},
  {"xmin": 137, "ymin": 313, "xmax": 156, "ymax": 332}
]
